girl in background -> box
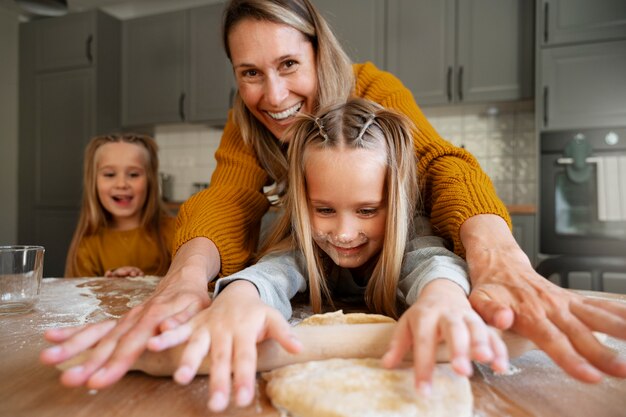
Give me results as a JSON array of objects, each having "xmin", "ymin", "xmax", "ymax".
[
  {"xmin": 64, "ymin": 133, "xmax": 175, "ymax": 277},
  {"xmin": 147, "ymin": 98, "xmax": 509, "ymax": 412}
]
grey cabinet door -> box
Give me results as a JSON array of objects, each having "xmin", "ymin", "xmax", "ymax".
[
  {"xmin": 386, "ymin": 0, "xmax": 533, "ymax": 106},
  {"xmin": 35, "ymin": 11, "xmax": 94, "ymax": 72},
  {"xmin": 387, "ymin": 0, "xmax": 455, "ymax": 106},
  {"xmin": 539, "ymin": 0, "xmax": 626, "ymax": 47},
  {"xmin": 313, "ymin": 0, "xmax": 386, "ymax": 68},
  {"xmin": 540, "ymin": 40, "xmax": 626, "ymax": 130},
  {"xmin": 457, "ymin": 0, "xmax": 534, "ymax": 103},
  {"xmin": 512, "ymin": 214, "xmax": 536, "ymax": 266},
  {"xmin": 188, "ymin": 3, "xmax": 234, "ymax": 123},
  {"xmin": 33, "ymin": 70, "xmax": 93, "ymax": 207},
  {"xmin": 122, "ymin": 11, "xmax": 187, "ymax": 126}
]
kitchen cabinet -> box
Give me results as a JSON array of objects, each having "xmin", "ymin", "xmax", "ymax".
[
  {"xmin": 313, "ymin": 0, "xmax": 386, "ymax": 68},
  {"xmin": 386, "ymin": 0, "xmax": 534, "ymax": 106},
  {"xmin": 539, "ymin": 39, "xmax": 626, "ymax": 130},
  {"xmin": 512, "ymin": 213, "xmax": 536, "ymax": 266},
  {"xmin": 538, "ymin": 0, "xmax": 626, "ymax": 47},
  {"xmin": 121, "ymin": 3, "xmax": 233, "ymax": 127},
  {"xmin": 18, "ymin": 10, "xmax": 121, "ymax": 277}
]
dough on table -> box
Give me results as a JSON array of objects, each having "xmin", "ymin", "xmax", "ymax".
[{"xmin": 262, "ymin": 311, "xmax": 473, "ymax": 417}]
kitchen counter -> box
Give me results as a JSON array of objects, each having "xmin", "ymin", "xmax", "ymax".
[{"xmin": 2, "ymin": 277, "xmax": 624, "ymax": 417}]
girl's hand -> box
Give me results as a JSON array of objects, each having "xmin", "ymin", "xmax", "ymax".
[
  {"xmin": 40, "ymin": 237, "xmax": 217, "ymax": 389},
  {"xmin": 147, "ymin": 280, "xmax": 302, "ymax": 413},
  {"xmin": 105, "ymin": 266, "xmax": 144, "ymax": 277},
  {"xmin": 382, "ymin": 279, "xmax": 509, "ymax": 395}
]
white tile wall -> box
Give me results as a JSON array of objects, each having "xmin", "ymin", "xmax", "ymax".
[
  {"xmin": 155, "ymin": 123, "xmax": 222, "ymax": 202},
  {"xmin": 423, "ymin": 101, "xmax": 537, "ymax": 205},
  {"xmin": 156, "ymin": 101, "xmax": 538, "ymax": 206}
]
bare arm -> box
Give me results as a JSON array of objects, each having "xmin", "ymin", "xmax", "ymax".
[{"xmin": 462, "ymin": 214, "xmax": 626, "ymax": 382}]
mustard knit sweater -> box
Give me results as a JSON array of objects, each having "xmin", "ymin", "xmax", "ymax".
[
  {"xmin": 74, "ymin": 216, "xmax": 176, "ymax": 277},
  {"xmin": 174, "ymin": 62, "xmax": 510, "ymax": 276}
]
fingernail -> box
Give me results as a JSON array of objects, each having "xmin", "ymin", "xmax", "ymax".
[
  {"xmin": 208, "ymin": 391, "xmax": 227, "ymax": 412},
  {"xmin": 91, "ymin": 367, "xmax": 108, "ymax": 382},
  {"xmin": 236, "ymin": 387, "xmax": 251, "ymax": 407},
  {"xmin": 575, "ymin": 363, "xmax": 602, "ymax": 380},
  {"xmin": 417, "ymin": 381, "xmax": 431, "ymax": 397},
  {"xmin": 174, "ymin": 366, "xmax": 192, "ymax": 384},
  {"xmin": 475, "ymin": 345, "xmax": 494, "ymax": 361},
  {"xmin": 66, "ymin": 365, "xmax": 84, "ymax": 375},
  {"xmin": 452, "ymin": 357, "xmax": 473, "ymax": 376},
  {"xmin": 494, "ymin": 358, "xmax": 510, "ymax": 374},
  {"xmin": 45, "ymin": 346, "xmax": 62, "ymax": 357}
]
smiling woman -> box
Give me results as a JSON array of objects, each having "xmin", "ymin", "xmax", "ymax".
[{"xmin": 63, "ymin": 133, "xmax": 175, "ymax": 278}]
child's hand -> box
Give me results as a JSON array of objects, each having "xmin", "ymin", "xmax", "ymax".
[
  {"xmin": 104, "ymin": 266, "xmax": 144, "ymax": 277},
  {"xmin": 382, "ymin": 279, "xmax": 509, "ymax": 395},
  {"xmin": 146, "ymin": 280, "xmax": 302, "ymax": 413}
]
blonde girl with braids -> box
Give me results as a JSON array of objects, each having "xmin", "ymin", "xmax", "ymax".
[
  {"xmin": 145, "ymin": 98, "xmax": 509, "ymax": 412},
  {"xmin": 64, "ymin": 133, "xmax": 175, "ymax": 277},
  {"xmin": 43, "ymin": 0, "xmax": 626, "ymax": 392}
]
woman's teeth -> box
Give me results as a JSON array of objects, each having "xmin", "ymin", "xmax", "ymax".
[{"xmin": 267, "ymin": 103, "xmax": 302, "ymax": 120}]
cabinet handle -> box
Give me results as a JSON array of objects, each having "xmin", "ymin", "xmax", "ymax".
[
  {"xmin": 543, "ymin": 2, "xmax": 550, "ymax": 43},
  {"xmin": 457, "ymin": 66, "xmax": 464, "ymax": 101},
  {"xmin": 543, "ymin": 86, "xmax": 549, "ymax": 127},
  {"xmin": 179, "ymin": 92, "xmax": 186, "ymax": 121},
  {"xmin": 446, "ymin": 66, "xmax": 452, "ymax": 102},
  {"xmin": 86, "ymin": 35, "xmax": 93, "ymax": 63}
]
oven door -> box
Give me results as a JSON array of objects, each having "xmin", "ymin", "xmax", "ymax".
[{"xmin": 540, "ymin": 129, "xmax": 626, "ymax": 257}]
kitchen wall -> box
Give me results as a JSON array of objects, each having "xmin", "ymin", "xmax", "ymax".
[
  {"xmin": 0, "ymin": 7, "xmax": 19, "ymax": 244},
  {"xmin": 423, "ymin": 101, "xmax": 537, "ymax": 206},
  {"xmin": 154, "ymin": 123, "xmax": 223, "ymax": 202},
  {"xmin": 156, "ymin": 101, "xmax": 537, "ymax": 206}
]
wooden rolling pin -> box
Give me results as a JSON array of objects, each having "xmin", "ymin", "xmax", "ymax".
[{"xmin": 58, "ymin": 323, "xmax": 539, "ymax": 376}]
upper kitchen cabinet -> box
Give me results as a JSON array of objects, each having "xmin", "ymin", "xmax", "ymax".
[
  {"xmin": 122, "ymin": 11, "xmax": 186, "ymax": 126},
  {"xmin": 313, "ymin": 0, "xmax": 386, "ymax": 68},
  {"xmin": 19, "ymin": 10, "xmax": 121, "ymax": 277},
  {"xmin": 538, "ymin": 0, "xmax": 626, "ymax": 47},
  {"xmin": 121, "ymin": 3, "xmax": 233, "ymax": 127},
  {"xmin": 540, "ymin": 40, "xmax": 626, "ymax": 130},
  {"xmin": 386, "ymin": 0, "xmax": 534, "ymax": 106},
  {"xmin": 536, "ymin": 0, "xmax": 626, "ymax": 130}
]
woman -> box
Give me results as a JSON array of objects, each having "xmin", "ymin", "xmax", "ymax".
[{"xmin": 41, "ymin": 0, "xmax": 626, "ymax": 391}]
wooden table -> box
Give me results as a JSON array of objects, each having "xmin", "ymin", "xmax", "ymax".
[{"xmin": 1, "ymin": 277, "xmax": 625, "ymax": 417}]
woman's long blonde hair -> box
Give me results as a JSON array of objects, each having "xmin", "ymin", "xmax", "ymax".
[
  {"xmin": 64, "ymin": 133, "xmax": 171, "ymax": 277},
  {"xmin": 261, "ymin": 98, "xmax": 420, "ymax": 319},
  {"xmin": 222, "ymin": 0, "xmax": 355, "ymax": 192}
]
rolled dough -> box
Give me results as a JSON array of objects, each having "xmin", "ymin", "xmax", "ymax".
[{"xmin": 262, "ymin": 311, "xmax": 473, "ymax": 417}]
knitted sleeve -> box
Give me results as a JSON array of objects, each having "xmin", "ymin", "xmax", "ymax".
[
  {"xmin": 353, "ymin": 62, "xmax": 511, "ymax": 256},
  {"xmin": 173, "ymin": 111, "xmax": 271, "ymax": 276}
]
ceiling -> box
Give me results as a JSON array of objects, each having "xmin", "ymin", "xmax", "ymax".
[{"xmin": 1, "ymin": 0, "xmax": 221, "ymax": 19}]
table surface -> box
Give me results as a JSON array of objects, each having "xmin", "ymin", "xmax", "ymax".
[{"xmin": 1, "ymin": 276, "xmax": 625, "ymax": 417}]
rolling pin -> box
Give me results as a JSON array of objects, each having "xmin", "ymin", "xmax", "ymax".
[{"xmin": 58, "ymin": 323, "xmax": 539, "ymax": 376}]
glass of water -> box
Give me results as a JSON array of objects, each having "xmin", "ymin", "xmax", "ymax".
[{"xmin": 0, "ymin": 246, "xmax": 45, "ymax": 314}]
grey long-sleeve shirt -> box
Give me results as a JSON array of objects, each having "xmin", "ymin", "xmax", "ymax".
[{"xmin": 214, "ymin": 216, "xmax": 469, "ymax": 320}]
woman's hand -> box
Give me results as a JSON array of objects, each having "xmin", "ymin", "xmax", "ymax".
[
  {"xmin": 39, "ymin": 237, "xmax": 219, "ymax": 389},
  {"xmin": 382, "ymin": 279, "xmax": 509, "ymax": 395},
  {"xmin": 104, "ymin": 266, "xmax": 144, "ymax": 277},
  {"xmin": 462, "ymin": 214, "xmax": 626, "ymax": 383},
  {"xmin": 147, "ymin": 280, "xmax": 302, "ymax": 413}
]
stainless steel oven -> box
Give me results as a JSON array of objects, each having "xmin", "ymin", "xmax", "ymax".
[{"xmin": 537, "ymin": 127, "xmax": 626, "ymax": 292}]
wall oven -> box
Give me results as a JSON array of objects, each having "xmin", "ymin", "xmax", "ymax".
[{"xmin": 537, "ymin": 127, "xmax": 626, "ymax": 292}]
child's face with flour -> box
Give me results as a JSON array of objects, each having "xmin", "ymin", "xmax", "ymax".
[
  {"xmin": 95, "ymin": 142, "xmax": 149, "ymax": 230},
  {"xmin": 306, "ymin": 146, "xmax": 387, "ymax": 270}
]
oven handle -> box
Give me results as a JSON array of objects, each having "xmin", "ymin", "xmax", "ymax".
[{"xmin": 556, "ymin": 157, "xmax": 601, "ymax": 165}]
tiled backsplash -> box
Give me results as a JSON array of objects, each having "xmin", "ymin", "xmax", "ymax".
[
  {"xmin": 155, "ymin": 123, "xmax": 222, "ymax": 202},
  {"xmin": 423, "ymin": 101, "xmax": 537, "ymax": 206},
  {"xmin": 156, "ymin": 101, "xmax": 537, "ymax": 206}
]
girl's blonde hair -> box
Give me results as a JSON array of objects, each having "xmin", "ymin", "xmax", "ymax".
[
  {"xmin": 262, "ymin": 97, "xmax": 420, "ymax": 319},
  {"xmin": 222, "ymin": 0, "xmax": 355, "ymax": 193},
  {"xmin": 64, "ymin": 133, "xmax": 171, "ymax": 277}
]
